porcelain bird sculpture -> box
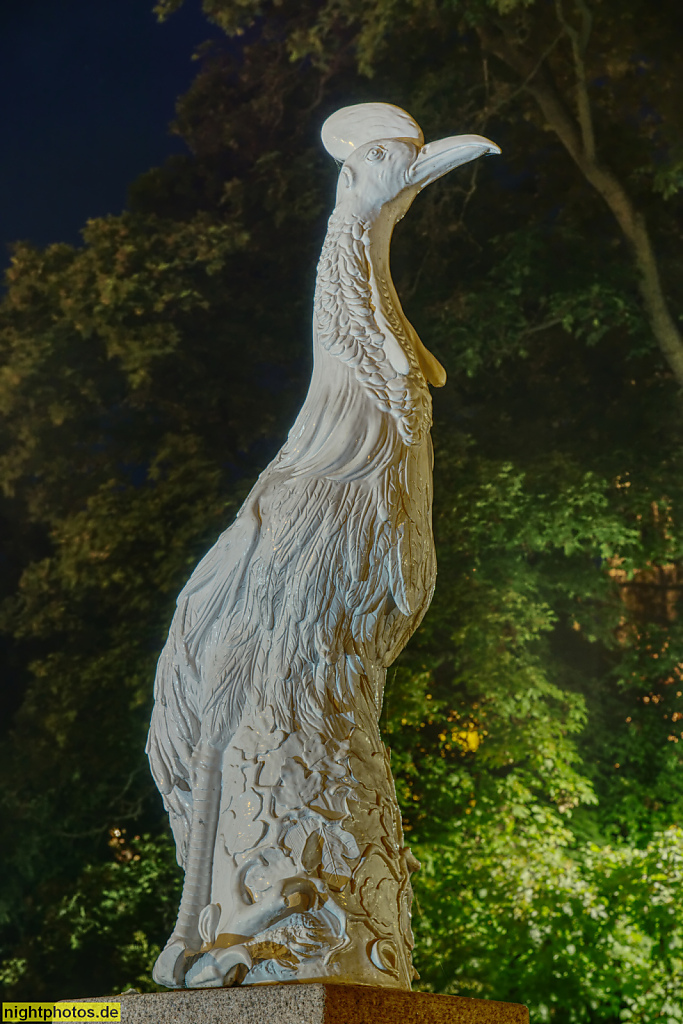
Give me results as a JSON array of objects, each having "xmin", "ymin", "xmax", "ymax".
[{"xmin": 147, "ymin": 102, "xmax": 499, "ymax": 990}]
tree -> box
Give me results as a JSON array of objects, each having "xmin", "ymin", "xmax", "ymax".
[
  {"xmin": 473, "ymin": 0, "xmax": 683, "ymax": 385},
  {"xmin": 160, "ymin": 0, "xmax": 683, "ymax": 383}
]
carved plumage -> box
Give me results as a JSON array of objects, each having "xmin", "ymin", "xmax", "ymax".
[{"xmin": 146, "ymin": 102, "xmax": 499, "ymax": 990}]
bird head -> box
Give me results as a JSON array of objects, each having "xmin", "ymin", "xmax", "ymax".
[
  {"xmin": 334, "ymin": 133, "xmax": 500, "ymax": 224},
  {"xmin": 322, "ymin": 102, "xmax": 500, "ymax": 226},
  {"xmin": 320, "ymin": 103, "xmax": 501, "ymax": 392}
]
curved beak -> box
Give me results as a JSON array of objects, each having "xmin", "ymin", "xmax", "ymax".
[{"xmin": 407, "ymin": 134, "xmax": 501, "ymax": 190}]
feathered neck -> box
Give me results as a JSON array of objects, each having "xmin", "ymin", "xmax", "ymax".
[{"xmin": 313, "ymin": 209, "xmax": 431, "ymax": 446}]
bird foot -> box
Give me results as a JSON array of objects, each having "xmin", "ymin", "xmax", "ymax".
[
  {"xmin": 152, "ymin": 939, "xmax": 190, "ymax": 988},
  {"xmin": 153, "ymin": 937, "xmax": 253, "ymax": 989},
  {"xmin": 185, "ymin": 944, "xmax": 252, "ymax": 989}
]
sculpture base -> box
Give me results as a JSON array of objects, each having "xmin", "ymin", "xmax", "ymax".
[{"xmin": 67, "ymin": 982, "xmax": 528, "ymax": 1023}]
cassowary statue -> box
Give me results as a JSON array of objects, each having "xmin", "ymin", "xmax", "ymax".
[{"xmin": 147, "ymin": 102, "xmax": 499, "ymax": 990}]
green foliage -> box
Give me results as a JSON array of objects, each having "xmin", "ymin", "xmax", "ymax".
[
  {"xmin": 0, "ymin": 834, "xmax": 181, "ymax": 997},
  {"xmin": 1, "ymin": 0, "xmax": 683, "ymax": 1017},
  {"xmin": 414, "ymin": 827, "xmax": 683, "ymax": 1023},
  {"xmin": 380, "ymin": 444, "xmax": 683, "ymax": 1015},
  {"xmin": 0, "ymin": 171, "xmax": 311, "ymax": 989}
]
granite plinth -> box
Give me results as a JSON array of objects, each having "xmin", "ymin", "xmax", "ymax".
[{"xmin": 67, "ymin": 983, "xmax": 528, "ymax": 1023}]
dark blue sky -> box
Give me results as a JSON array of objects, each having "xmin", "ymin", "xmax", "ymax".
[{"xmin": 0, "ymin": 0, "xmax": 220, "ymax": 273}]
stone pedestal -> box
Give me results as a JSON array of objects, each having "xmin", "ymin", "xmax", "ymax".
[{"xmin": 70, "ymin": 982, "xmax": 528, "ymax": 1023}]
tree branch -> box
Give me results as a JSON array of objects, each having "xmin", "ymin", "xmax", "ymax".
[
  {"xmin": 554, "ymin": 0, "xmax": 595, "ymax": 161},
  {"xmin": 521, "ymin": 317, "xmax": 566, "ymax": 337},
  {"xmin": 476, "ymin": 21, "xmax": 683, "ymax": 387},
  {"xmin": 478, "ymin": 30, "xmax": 564, "ymax": 127}
]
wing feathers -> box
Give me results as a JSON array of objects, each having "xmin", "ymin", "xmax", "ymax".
[{"xmin": 147, "ymin": 429, "xmax": 436, "ymax": 867}]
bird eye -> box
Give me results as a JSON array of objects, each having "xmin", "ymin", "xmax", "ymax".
[{"xmin": 366, "ymin": 146, "xmax": 386, "ymax": 162}]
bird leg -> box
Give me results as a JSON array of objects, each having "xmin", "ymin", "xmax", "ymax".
[{"xmin": 153, "ymin": 739, "xmax": 223, "ymax": 988}]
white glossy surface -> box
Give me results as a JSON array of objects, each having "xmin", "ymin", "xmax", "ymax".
[
  {"xmin": 321, "ymin": 102, "xmax": 423, "ymax": 162},
  {"xmin": 147, "ymin": 102, "xmax": 499, "ymax": 990}
]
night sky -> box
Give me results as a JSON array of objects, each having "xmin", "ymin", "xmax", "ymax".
[{"xmin": 0, "ymin": 0, "xmax": 220, "ymax": 274}]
